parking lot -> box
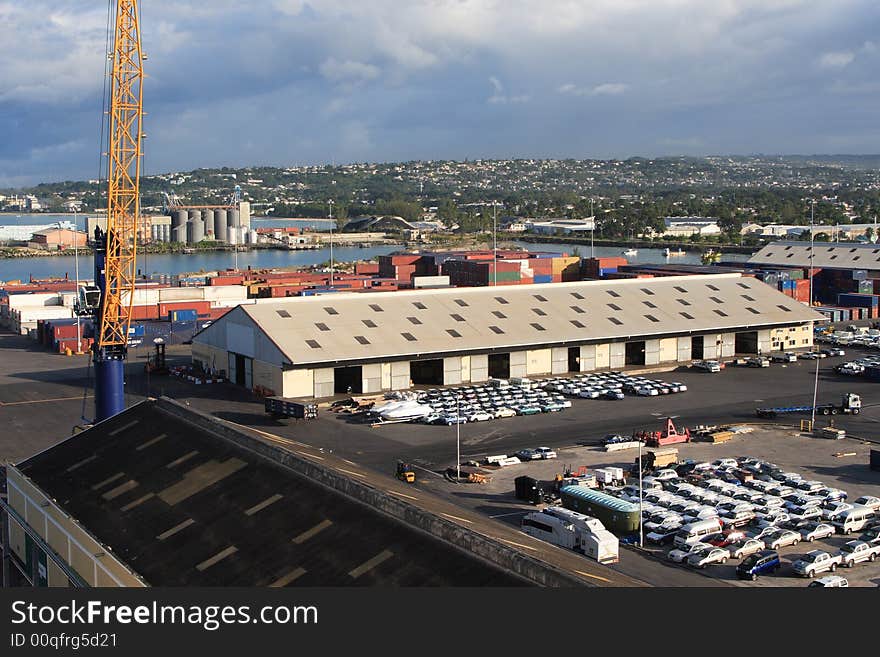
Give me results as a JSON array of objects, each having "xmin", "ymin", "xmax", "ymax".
[{"xmin": 461, "ymin": 428, "xmax": 880, "ymax": 587}]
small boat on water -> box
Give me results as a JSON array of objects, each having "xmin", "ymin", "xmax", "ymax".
[
  {"xmin": 664, "ymin": 247, "xmax": 686, "ymax": 257},
  {"xmin": 701, "ymin": 249, "xmax": 721, "ymax": 265},
  {"xmin": 623, "ymin": 248, "xmax": 638, "ymax": 256}
]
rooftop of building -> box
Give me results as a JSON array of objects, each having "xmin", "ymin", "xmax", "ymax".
[
  {"xmin": 195, "ymin": 274, "xmax": 823, "ymax": 369},
  {"xmin": 749, "ymin": 241, "xmax": 880, "ymax": 270},
  {"xmin": 14, "ymin": 399, "xmax": 525, "ymax": 586}
]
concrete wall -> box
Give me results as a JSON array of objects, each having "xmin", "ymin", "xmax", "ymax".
[
  {"xmin": 443, "ymin": 357, "xmax": 462, "ymax": 386},
  {"xmin": 721, "ymin": 332, "xmax": 736, "ymax": 358},
  {"xmin": 509, "ymin": 351, "xmax": 528, "ymax": 379},
  {"xmin": 6, "ymin": 468, "xmax": 145, "ymax": 588},
  {"xmin": 677, "ymin": 337, "xmax": 692, "ymax": 363},
  {"xmin": 579, "ymin": 345, "xmax": 596, "ymax": 372},
  {"xmin": 313, "ymin": 367, "xmax": 334, "ymax": 399},
  {"xmin": 460, "ymin": 356, "xmax": 471, "ymax": 382},
  {"xmin": 283, "ymin": 368, "xmax": 315, "ymax": 398},
  {"xmin": 701, "ymin": 335, "xmax": 719, "ymax": 360},
  {"xmin": 470, "ymin": 354, "xmax": 489, "ymax": 382},
  {"xmin": 252, "ymin": 358, "xmax": 283, "ymax": 396},
  {"xmin": 758, "ymin": 329, "xmax": 773, "ymax": 354},
  {"xmin": 551, "ymin": 347, "xmax": 568, "ymax": 375},
  {"xmin": 609, "ymin": 342, "xmax": 625, "ymax": 369},
  {"xmin": 157, "ymin": 398, "xmax": 589, "ymax": 587},
  {"xmin": 644, "ymin": 339, "xmax": 661, "ymax": 366},
  {"xmin": 362, "ymin": 363, "xmax": 383, "ymax": 394},
  {"xmin": 595, "ymin": 343, "xmax": 610, "ymax": 370},
  {"xmin": 526, "ymin": 348, "xmax": 552, "ymax": 376},
  {"xmin": 659, "ymin": 338, "xmax": 678, "ymax": 363},
  {"xmin": 192, "ymin": 343, "xmax": 228, "ymax": 375},
  {"xmin": 391, "ymin": 361, "xmax": 411, "ymax": 390}
]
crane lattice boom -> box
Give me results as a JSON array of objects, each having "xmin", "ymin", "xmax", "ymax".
[{"xmin": 100, "ymin": 0, "xmax": 143, "ymax": 350}]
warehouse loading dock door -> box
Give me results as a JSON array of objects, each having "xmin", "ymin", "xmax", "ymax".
[
  {"xmin": 568, "ymin": 347, "xmax": 580, "ymax": 373},
  {"xmin": 488, "ymin": 353, "xmax": 511, "ymax": 380},
  {"xmin": 410, "ymin": 359, "xmax": 444, "ymax": 385},
  {"xmin": 230, "ymin": 353, "xmax": 250, "ymax": 387},
  {"xmin": 735, "ymin": 331, "xmax": 759, "ymax": 354},
  {"xmin": 691, "ymin": 337, "xmax": 704, "ymax": 360},
  {"xmin": 625, "ymin": 341, "xmax": 646, "ymax": 366},
  {"xmin": 334, "ymin": 366, "xmax": 363, "ymax": 394}
]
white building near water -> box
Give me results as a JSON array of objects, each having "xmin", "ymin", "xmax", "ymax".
[{"xmin": 191, "ymin": 274, "xmax": 821, "ymax": 400}]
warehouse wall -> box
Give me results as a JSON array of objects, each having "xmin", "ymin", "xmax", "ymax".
[
  {"xmin": 551, "ymin": 347, "xmax": 568, "ymax": 375},
  {"xmin": 6, "ymin": 467, "xmax": 145, "ymax": 588},
  {"xmin": 609, "ymin": 342, "xmax": 625, "ymax": 369},
  {"xmin": 283, "ymin": 368, "xmax": 314, "ymax": 398},
  {"xmin": 509, "ymin": 351, "xmax": 528, "ymax": 378},
  {"xmin": 758, "ymin": 329, "xmax": 773, "ymax": 354},
  {"xmin": 362, "ymin": 364, "xmax": 383, "ymax": 394},
  {"xmin": 470, "ymin": 354, "xmax": 489, "ymax": 382},
  {"xmin": 460, "ymin": 356, "xmax": 471, "ymax": 382},
  {"xmin": 443, "ymin": 357, "xmax": 462, "ymax": 385},
  {"xmin": 659, "ymin": 338, "xmax": 678, "ymax": 363},
  {"xmin": 192, "ymin": 343, "xmax": 228, "ymax": 375},
  {"xmin": 391, "ymin": 361, "xmax": 411, "ymax": 390},
  {"xmin": 644, "ymin": 339, "xmax": 660, "ymax": 366},
  {"xmin": 594, "ymin": 343, "xmax": 610, "ymax": 370},
  {"xmin": 677, "ymin": 337, "xmax": 691, "ymax": 363},
  {"xmin": 381, "ymin": 363, "xmax": 392, "ymax": 390},
  {"xmin": 253, "ymin": 359, "xmax": 283, "ymax": 396},
  {"xmin": 579, "ymin": 345, "xmax": 596, "ymax": 372},
  {"xmin": 313, "ymin": 368, "xmax": 334, "ymax": 399},
  {"xmin": 721, "ymin": 332, "xmax": 736, "ymax": 358},
  {"xmin": 526, "ymin": 348, "xmax": 552, "ymax": 376}
]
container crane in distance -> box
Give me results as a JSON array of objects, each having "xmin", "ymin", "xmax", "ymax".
[{"xmin": 81, "ymin": 0, "xmax": 146, "ymax": 422}]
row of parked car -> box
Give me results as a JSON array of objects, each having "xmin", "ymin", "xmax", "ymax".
[
  {"xmin": 540, "ymin": 371, "xmax": 688, "ymax": 399},
  {"xmin": 817, "ymin": 329, "xmax": 880, "ymax": 349},
  {"xmin": 416, "ymin": 381, "xmax": 572, "ymax": 425},
  {"xmin": 600, "ymin": 455, "xmax": 880, "ymax": 581},
  {"xmin": 836, "ymin": 353, "xmax": 880, "ymax": 376}
]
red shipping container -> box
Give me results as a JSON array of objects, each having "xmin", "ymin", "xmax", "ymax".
[
  {"xmin": 130, "ymin": 304, "xmax": 160, "ymax": 320},
  {"xmin": 158, "ymin": 301, "xmax": 211, "ymax": 316}
]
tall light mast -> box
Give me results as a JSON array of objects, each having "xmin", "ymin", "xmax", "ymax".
[{"xmin": 93, "ymin": 0, "xmax": 145, "ymax": 422}]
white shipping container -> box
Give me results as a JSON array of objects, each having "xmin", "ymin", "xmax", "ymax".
[
  {"xmin": 203, "ymin": 285, "xmax": 249, "ymax": 302},
  {"xmin": 413, "ymin": 275, "xmax": 451, "ymax": 288},
  {"xmin": 14, "ymin": 306, "xmax": 75, "ymax": 322},
  {"xmin": 7, "ymin": 293, "xmax": 62, "ymax": 309},
  {"xmin": 159, "ymin": 287, "xmax": 205, "ymax": 302},
  {"xmin": 132, "ymin": 288, "xmax": 161, "ymax": 305}
]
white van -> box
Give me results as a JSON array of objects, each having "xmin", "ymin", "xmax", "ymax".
[
  {"xmin": 673, "ymin": 518, "xmax": 723, "ymax": 548},
  {"xmin": 833, "ymin": 506, "xmax": 875, "ymax": 535}
]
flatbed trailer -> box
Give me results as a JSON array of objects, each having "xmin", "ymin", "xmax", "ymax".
[
  {"xmin": 756, "ymin": 393, "xmax": 861, "ymax": 419},
  {"xmin": 265, "ymin": 397, "xmax": 318, "ymax": 420}
]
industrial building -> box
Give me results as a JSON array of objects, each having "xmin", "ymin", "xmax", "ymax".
[
  {"xmin": 28, "ymin": 228, "xmax": 88, "ymax": 250},
  {"xmin": 86, "ymin": 201, "xmax": 252, "ymax": 245},
  {"xmin": 1, "ymin": 398, "xmax": 541, "ymax": 587},
  {"xmin": 749, "ymin": 241, "xmax": 880, "ymax": 271},
  {"xmin": 191, "ymin": 274, "xmax": 822, "ymax": 400}
]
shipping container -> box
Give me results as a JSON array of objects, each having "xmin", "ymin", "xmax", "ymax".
[{"xmin": 560, "ymin": 486, "xmax": 640, "ymax": 534}]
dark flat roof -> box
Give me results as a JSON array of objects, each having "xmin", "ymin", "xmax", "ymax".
[{"xmin": 17, "ymin": 400, "xmax": 524, "ymax": 586}]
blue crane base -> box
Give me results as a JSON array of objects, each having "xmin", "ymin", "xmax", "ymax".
[{"xmin": 94, "ymin": 357, "xmax": 125, "ymax": 423}]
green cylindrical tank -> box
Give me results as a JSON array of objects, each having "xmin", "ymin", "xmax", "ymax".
[{"xmin": 560, "ymin": 486, "xmax": 640, "ymax": 534}]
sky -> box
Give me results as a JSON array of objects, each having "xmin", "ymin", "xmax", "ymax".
[{"xmin": 2, "ymin": 0, "xmax": 880, "ymax": 187}]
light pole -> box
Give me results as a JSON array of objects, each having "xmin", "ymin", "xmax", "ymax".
[
  {"xmin": 809, "ymin": 199, "xmax": 820, "ymax": 431},
  {"xmin": 590, "ymin": 198, "xmax": 595, "ymax": 260},
  {"xmin": 74, "ymin": 207, "xmax": 82, "ymax": 354},
  {"xmin": 493, "ymin": 201, "xmax": 498, "ymax": 287},
  {"xmin": 638, "ymin": 438, "xmax": 644, "ymax": 548},
  {"xmin": 328, "ymin": 199, "xmax": 335, "ymax": 286},
  {"xmin": 456, "ymin": 394, "xmax": 461, "ymax": 483}
]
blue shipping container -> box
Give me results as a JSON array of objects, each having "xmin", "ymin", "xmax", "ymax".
[
  {"xmin": 169, "ymin": 309, "xmax": 199, "ymax": 322},
  {"xmin": 837, "ymin": 293, "xmax": 878, "ymax": 308},
  {"xmin": 533, "ymin": 275, "xmax": 553, "ymax": 284}
]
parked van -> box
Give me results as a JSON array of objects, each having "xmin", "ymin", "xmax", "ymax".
[
  {"xmin": 833, "ymin": 506, "xmax": 875, "ymax": 535},
  {"xmin": 737, "ymin": 550, "xmax": 781, "ymax": 580},
  {"xmin": 673, "ymin": 519, "xmax": 723, "ymax": 548}
]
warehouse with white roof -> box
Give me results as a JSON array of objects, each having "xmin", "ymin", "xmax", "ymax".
[{"xmin": 191, "ymin": 274, "xmax": 824, "ymax": 399}]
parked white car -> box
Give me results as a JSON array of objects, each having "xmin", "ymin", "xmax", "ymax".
[
  {"xmin": 792, "ymin": 551, "xmax": 842, "ymax": 578},
  {"xmin": 822, "ymin": 502, "xmax": 854, "ymax": 521},
  {"xmin": 852, "ymin": 495, "xmax": 880, "ymax": 512},
  {"xmin": 765, "ymin": 529, "xmax": 801, "ymax": 550},
  {"xmin": 732, "ymin": 538, "xmax": 766, "ymax": 560},
  {"xmin": 799, "ymin": 522, "xmax": 836, "ymax": 542},
  {"xmin": 838, "ymin": 540, "xmax": 880, "ymax": 568},
  {"xmin": 667, "ymin": 541, "xmax": 711, "ymax": 564},
  {"xmin": 807, "ymin": 575, "xmax": 848, "ymax": 588},
  {"xmin": 534, "ymin": 447, "xmax": 557, "ymax": 460},
  {"xmin": 687, "ymin": 546, "xmax": 730, "ymax": 569}
]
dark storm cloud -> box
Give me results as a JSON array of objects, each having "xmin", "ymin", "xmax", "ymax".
[{"xmin": 2, "ymin": 0, "xmax": 879, "ymax": 186}]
